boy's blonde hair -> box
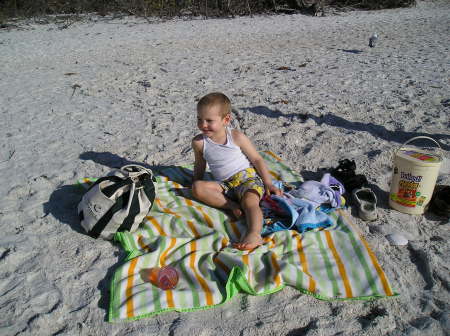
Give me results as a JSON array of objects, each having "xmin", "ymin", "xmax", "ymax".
[{"xmin": 197, "ymin": 92, "xmax": 231, "ymax": 118}]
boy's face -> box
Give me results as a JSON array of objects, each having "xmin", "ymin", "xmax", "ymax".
[{"xmin": 197, "ymin": 104, "xmax": 230, "ymax": 136}]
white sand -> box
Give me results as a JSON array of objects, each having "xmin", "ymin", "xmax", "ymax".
[{"xmin": 1, "ymin": 0, "xmax": 449, "ymax": 334}]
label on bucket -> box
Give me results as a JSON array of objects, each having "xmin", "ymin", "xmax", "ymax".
[
  {"xmin": 402, "ymin": 150, "xmax": 440, "ymax": 163},
  {"xmin": 390, "ymin": 171, "xmax": 425, "ymax": 208}
]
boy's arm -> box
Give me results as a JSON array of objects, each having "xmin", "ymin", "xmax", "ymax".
[
  {"xmin": 232, "ymin": 130, "xmax": 282, "ymax": 196},
  {"xmin": 192, "ymin": 136, "xmax": 206, "ymax": 182}
]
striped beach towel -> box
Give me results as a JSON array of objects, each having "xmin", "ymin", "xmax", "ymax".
[{"xmin": 80, "ymin": 151, "xmax": 396, "ymax": 322}]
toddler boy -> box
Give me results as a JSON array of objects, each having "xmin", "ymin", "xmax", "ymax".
[{"xmin": 191, "ymin": 92, "xmax": 281, "ymax": 250}]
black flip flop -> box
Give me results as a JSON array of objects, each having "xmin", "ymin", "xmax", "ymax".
[
  {"xmin": 331, "ymin": 159, "xmax": 356, "ymax": 181},
  {"xmin": 343, "ymin": 174, "xmax": 369, "ymax": 192},
  {"xmin": 331, "ymin": 159, "xmax": 368, "ymax": 192}
]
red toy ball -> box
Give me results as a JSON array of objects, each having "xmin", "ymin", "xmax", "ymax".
[{"xmin": 157, "ymin": 266, "xmax": 179, "ymax": 290}]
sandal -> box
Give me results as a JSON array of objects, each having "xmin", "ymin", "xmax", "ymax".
[
  {"xmin": 331, "ymin": 159, "xmax": 368, "ymax": 192},
  {"xmin": 343, "ymin": 174, "xmax": 369, "ymax": 192},
  {"xmin": 352, "ymin": 187, "xmax": 378, "ymax": 221},
  {"xmin": 331, "ymin": 159, "xmax": 356, "ymax": 181}
]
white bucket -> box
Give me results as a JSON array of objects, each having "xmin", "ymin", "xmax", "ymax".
[{"xmin": 389, "ymin": 136, "xmax": 443, "ymax": 215}]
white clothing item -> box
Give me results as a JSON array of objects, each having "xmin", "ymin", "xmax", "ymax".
[{"xmin": 203, "ymin": 128, "xmax": 251, "ymax": 181}]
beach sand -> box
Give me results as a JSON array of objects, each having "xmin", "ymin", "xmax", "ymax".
[{"xmin": 0, "ymin": 0, "xmax": 449, "ymax": 334}]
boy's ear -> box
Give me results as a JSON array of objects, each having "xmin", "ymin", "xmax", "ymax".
[{"xmin": 224, "ymin": 113, "xmax": 231, "ymax": 124}]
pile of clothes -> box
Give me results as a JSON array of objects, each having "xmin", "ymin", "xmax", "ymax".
[
  {"xmin": 261, "ymin": 173, "xmax": 346, "ymax": 236},
  {"xmin": 261, "ymin": 159, "xmax": 379, "ymax": 236}
]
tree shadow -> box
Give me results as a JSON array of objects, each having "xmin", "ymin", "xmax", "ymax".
[{"xmin": 240, "ymin": 106, "xmax": 450, "ymax": 151}]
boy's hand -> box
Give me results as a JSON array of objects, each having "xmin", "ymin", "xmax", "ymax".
[{"xmin": 265, "ymin": 184, "xmax": 282, "ymax": 196}]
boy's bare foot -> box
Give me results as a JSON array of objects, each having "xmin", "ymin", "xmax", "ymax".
[
  {"xmin": 231, "ymin": 207, "xmax": 243, "ymax": 218},
  {"xmin": 233, "ymin": 232, "xmax": 263, "ymax": 251},
  {"xmin": 225, "ymin": 206, "xmax": 243, "ymax": 220}
]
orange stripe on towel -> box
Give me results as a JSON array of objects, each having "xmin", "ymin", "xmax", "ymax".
[
  {"xmin": 242, "ymin": 254, "xmax": 251, "ymax": 280},
  {"xmin": 360, "ymin": 236, "xmax": 394, "ymax": 296},
  {"xmin": 264, "ymin": 151, "xmax": 282, "ymax": 161},
  {"xmin": 293, "ymin": 232, "xmax": 316, "ymax": 293},
  {"xmin": 263, "ymin": 236, "xmax": 276, "ymax": 249},
  {"xmin": 324, "ymin": 231, "xmax": 353, "ymax": 298},
  {"xmin": 160, "ymin": 237, "xmax": 177, "ymax": 267},
  {"xmin": 145, "ymin": 216, "xmax": 166, "ymax": 236},
  {"xmin": 221, "ymin": 237, "xmax": 229, "ymax": 249},
  {"xmin": 160, "ymin": 206, "xmax": 181, "ymax": 218},
  {"xmin": 186, "ymin": 220, "xmax": 200, "ymax": 238},
  {"xmin": 137, "ymin": 235, "xmax": 153, "ymax": 252},
  {"xmin": 194, "ymin": 205, "xmax": 214, "ymax": 228},
  {"xmin": 125, "ymin": 258, "xmax": 138, "ymax": 318},
  {"xmin": 269, "ymin": 170, "xmax": 281, "ymax": 181},
  {"xmin": 184, "ymin": 198, "xmax": 214, "ymax": 228},
  {"xmin": 270, "ymin": 252, "xmax": 282, "ymax": 287},
  {"xmin": 154, "ymin": 198, "xmax": 165, "ymax": 211},
  {"xmin": 229, "ymin": 220, "xmax": 241, "ymax": 240},
  {"xmin": 190, "ymin": 240, "xmax": 214, "ymax": 305},
  {"xmin": 213, "ymin": 253, "xmax": 231, "ymax": 274}
]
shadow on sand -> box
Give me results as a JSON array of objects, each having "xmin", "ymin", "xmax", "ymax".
[
  {"xmin": 43, "ymin": 175, "xmax": 126, "ymax": 321},
  {"xmin": 45, "ymin": 150, "xmax": 196, "ymax": 234},
  {"xmin": 78, "ymin": 151, "xmax": 193, "ymax": 185},
  {"xmin": 43, "ymin": 184, "xmax": 86, "ymax": 235},
  {"xmin": 43, "ymin": 152, "xmax": 153, "ymax": 237},
  {"xmin": 96, "ymin": 249, "xmax": 128, "ymax": 321},
  {"xmin": 339, "ymin": 49, "xmax": 364, "ymax": 54},
  {"xmin": 241, "ymin": 106, "xmax": 450, "ymax": 151},
  {"xmin": 44, "ymin": 151, "xmax": 194, "ymax": 238}
]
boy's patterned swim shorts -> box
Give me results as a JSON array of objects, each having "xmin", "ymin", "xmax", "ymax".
[{"xmin": 220, "ymin": 168, "xmax": 264, "ymax": 201}]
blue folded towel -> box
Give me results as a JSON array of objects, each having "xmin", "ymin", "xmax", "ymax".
[{"xmin": 261, "ymin": 194, "xmax": 334, "ymax": 236}]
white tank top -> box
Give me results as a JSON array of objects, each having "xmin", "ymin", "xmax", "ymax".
[{"xmin": 203, "ymin": 128, "xmax": 251, "ymax": 181}]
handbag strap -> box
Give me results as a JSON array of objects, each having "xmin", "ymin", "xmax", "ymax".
[
  {"xmin": 120, "ymin": 164, "xmax": 154, "ymax": 181},
  {"xmin": 86, "ymin": 175, "xmax": 123, "ymax": 193}
]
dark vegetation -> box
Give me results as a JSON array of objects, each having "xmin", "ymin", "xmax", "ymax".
[{"xmin": 0, "ymin": 0, "xmax": 417, "ymax": 23}]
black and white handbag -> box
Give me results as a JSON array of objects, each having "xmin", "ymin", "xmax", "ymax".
[{"xmin": 78, "ymin": 165, "xmax": 157, "ymax": 240}]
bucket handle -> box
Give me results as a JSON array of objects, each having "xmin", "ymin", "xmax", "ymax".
[{"xmin": 396, "ymin": 136, "xmax": 442, "ymax": 155}]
